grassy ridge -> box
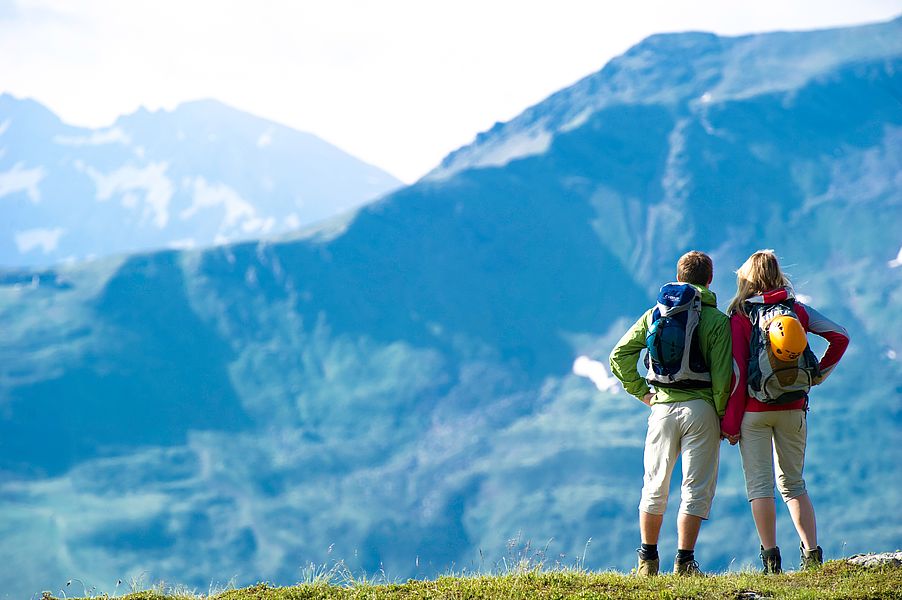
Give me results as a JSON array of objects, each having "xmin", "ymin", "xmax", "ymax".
[{"xmin": 58, "ymin": 561, "xmax": 902, "ymax": 599}]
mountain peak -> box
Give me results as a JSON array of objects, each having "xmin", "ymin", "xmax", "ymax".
[
  {"xmin": 1, "ymin": 96, "xmax": 402, "ymax": 267},
  {"xmin": 628, "ymin": 30, "xmax": 723, "ymax": 54},
  {"xmin": 170, "ymin": 98, "xmax": 247, "ymax": 119},
  {"xmin": 426, "ymin": 16, "xmax": 902, "ymax": 181},
  {"xmin": 114, "ymin": 98, "xmax": 254, "ymax": 129},
  {"xmin": 0, "ymin": 92, "xmax": 64, "ymax": 129}
]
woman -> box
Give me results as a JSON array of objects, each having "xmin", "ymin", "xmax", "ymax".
[{"xmin": 721, "ymin": 250, "xmax": 849, "ymax": 574}]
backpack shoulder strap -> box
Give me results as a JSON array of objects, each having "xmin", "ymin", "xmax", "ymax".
[{"xmin": 744, "ymin": 301, "xmax": 764, "ymax": 327}]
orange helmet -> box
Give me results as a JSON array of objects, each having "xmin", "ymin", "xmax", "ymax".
[{"xmin": 768, "ymin": 316, "xmax": 807, "ymax": 361}]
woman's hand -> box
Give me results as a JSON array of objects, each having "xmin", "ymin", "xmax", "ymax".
[
  {"xmin": 721, "ymin": 430, "xmax": 740, "ymax": 445},
  {"xmin": 641, "ymin": 392, "xmax": 655, "ymax": 406}
]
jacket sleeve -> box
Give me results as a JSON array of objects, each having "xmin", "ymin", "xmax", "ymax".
[
  {"xmin": 609, "ymin": 310, "xmax": 652, "ymax": 401},
  {"xmin": 704, "ymin": 312, "xmax": 733, "ymax": 418},
  {"xmin": 798, "ymin": 303, "xmax": 850, "ymax": 384},
  {"xmin": 721, "ymin": 314, "xmax": 750, "ymax": 436}
]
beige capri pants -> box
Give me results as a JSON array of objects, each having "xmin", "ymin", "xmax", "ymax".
[
  {"xmin": 639, "ymin": 399, "xmax": 721, "ymax": 519},
  {"xmin": 739, "ymin": 409, "xmax": 808, "ymax": 502}
]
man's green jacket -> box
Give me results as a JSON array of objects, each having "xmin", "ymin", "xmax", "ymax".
[{"xmin": 609, "ymin": 283, "xmax": 732, "ymax": 417}]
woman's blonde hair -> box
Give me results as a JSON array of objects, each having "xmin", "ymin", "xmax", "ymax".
[{"xmin": 727, "ymin": 249, "xmax": 793, "ymax": 316}]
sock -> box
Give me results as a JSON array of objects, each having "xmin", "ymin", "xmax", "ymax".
[
  {"xmin": 639, "ymin": 543, "xmax": 658, "ymax": 560},
  {"xmin": 676, "ymin": 549, "xmax": 695, "ymax": 563}
]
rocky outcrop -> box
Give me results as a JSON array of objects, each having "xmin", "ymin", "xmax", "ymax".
[{"xmin": 847, "ymin": 552, "xmax": 902, "ymax": 568}]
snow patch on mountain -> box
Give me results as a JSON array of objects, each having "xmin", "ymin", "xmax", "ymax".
[
  {"xmin": 81, "ymin": 161, "xmax": 174, "ymax": 228},
  {"xmin": 572, "ymin": 356, "xmax": 620, "ymax": 393},
  {"xmin": 257, "ymin": 130, "xmax": 274, "ymax": 148},
  {"xmin": 889, "ymin": 246, "xmax": 902, "ymax": 268},
  {"xmin": 428, "ymin": 129, "xmax": 552, "ymax": 180},
  {"xmin": 284, "ymin": 213, "xmax": 301, "ymax": 229},
  {"xmin": 181, "ymin": 176, "xmax": 275, "ymax": 237},
  {"xmin": 560, "ymin": 109, "xmax": 592, "ymax": 132},
  {"xmin": 54, "ymin": 127, "xmax": 130, "ymax": 146},
  {"xmin": 168, "ymin": 238, "xmax": 197, "ymax": 250},
  {"xmin": 14, "ymin": 227, "xmax": 64, "ymax": 254},
  {"xmin": 0, "ymin": 163, "xmax": 46, "ymax": 203},
  {"xmin": 662, "ymin": 118, "xmax": 691, "ymax": 204}
]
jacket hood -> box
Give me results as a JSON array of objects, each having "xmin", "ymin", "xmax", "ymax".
[
  {"xmin": 746, "ymin": 287, "xmax": 795, "ymax": 306},
  {"xmin": 689, "ymin": 283, "xmax": 719, "ymax": 307}
]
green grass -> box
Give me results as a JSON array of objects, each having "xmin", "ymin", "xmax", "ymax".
[{"xmin": 51, "ymin": 560, "xmax": 902, "ymax": 600}]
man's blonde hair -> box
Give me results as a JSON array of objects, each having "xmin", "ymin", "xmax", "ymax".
[
  {"xmin": 676, "ymin": 251, "xmax": 713, "ymax": 286},
  {"xmin": 726, "ymin": 249, "xmax": 793, "ymax": 316}
]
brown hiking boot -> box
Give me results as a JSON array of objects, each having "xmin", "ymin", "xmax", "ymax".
[
  {"xmin": 674, "ymin": 557, "xmax": 703, "ymax": 576},
  {"xmin": 800, "ymin": 543, "xmax": 823, "ymax": 569},
  {"xmin": 761, "ymin": 545, "xmax": 782, "ymax": 574},
  {"xmin": 636, "ymin": 556, "xmax": 659, "ymax": 576}
]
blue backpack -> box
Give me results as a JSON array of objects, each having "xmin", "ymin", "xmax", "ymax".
[{"xmin": 644, "ymin": 283, "xmax": 711, "ymax": 389}]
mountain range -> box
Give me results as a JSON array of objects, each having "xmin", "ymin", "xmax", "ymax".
[
  {"xmin": 1, "ymin": 16, "xmax": 901, "ymax": 599},
  {"xmin": 0, "ymin": 95, "xmax": 402, "ymax": 267}
]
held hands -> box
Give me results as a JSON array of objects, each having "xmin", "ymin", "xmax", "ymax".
[{"xmin": 721, "ymin": 430, "xmax": 740, "ymax": 445}]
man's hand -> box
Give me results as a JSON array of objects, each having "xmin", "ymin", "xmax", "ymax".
[
  {"xmin": 641, "ymin": 392, "xmax": 655, "ymax": 407},
  {"xmin": 721, "ymin": 430, "xmax": 740, "ymax": 445}
]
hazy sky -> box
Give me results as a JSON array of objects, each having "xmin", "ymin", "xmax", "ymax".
[{"xmin": 2, "ymin": 1, "xmax": 900, "ymax": 182}]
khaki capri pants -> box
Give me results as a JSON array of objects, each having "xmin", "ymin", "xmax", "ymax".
[
  {"xmin": 739, "ymin": 409, "xmax": 808, "ymax": 502},
  {"xmin": 639, "ymin": 399, "xmax": 721, "ymax": 519}
]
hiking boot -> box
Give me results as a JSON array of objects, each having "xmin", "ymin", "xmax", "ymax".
[
  {"xmin": 636, "ymin": 555, "xmax": 659, "ymax": 576},
  {"xmin": 800, "ymin": 543, "xmax": 823, "ymax": 569},
  {"xmin": 760, "ymin": 545, "xmax": 782, "ymax": 574},
  {"xmin": 674, "ymin": 557, "xmax": 703, "ymax": 576}
]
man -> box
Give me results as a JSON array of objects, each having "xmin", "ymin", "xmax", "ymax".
[{"xmin": 609, "ymin": 251, "xmax": 732, "ymax": 576}]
